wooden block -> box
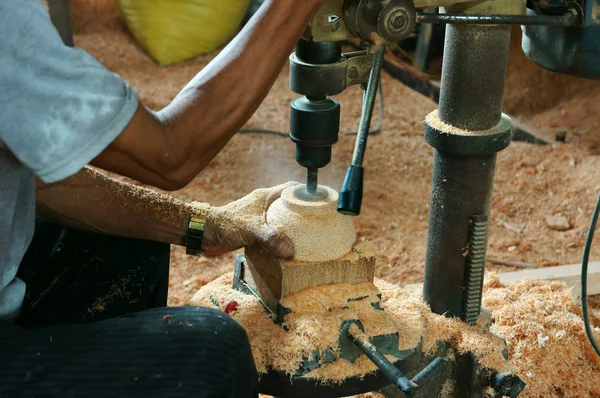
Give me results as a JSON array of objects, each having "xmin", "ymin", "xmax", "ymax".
[
  {"xmin": 497, "ymin": 261, "xmax": 600, "ymax": 296},
  {"xmin": 243, "ymin": 240, "xmax": 377, "ymax": 308}
]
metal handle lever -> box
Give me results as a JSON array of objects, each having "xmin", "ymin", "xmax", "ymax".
[
  {"xmin": 338, "ymin": 44, "xmax": 386, "ymax": 216},
  {"xmin": 346, "ymin": 322, "xmax": 446, "ymax": 397}
]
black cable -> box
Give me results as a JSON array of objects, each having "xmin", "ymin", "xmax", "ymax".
[
  {"xmin": 238, "ymin": 80, "xmax": 385, "ymax": 137},
  {"xmin": 582, "ymin": 192, "xmax": 600, "ymax": 357}
]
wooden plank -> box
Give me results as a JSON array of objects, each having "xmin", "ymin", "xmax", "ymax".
[
  {"xmin": 498, "ymin": 261, "xmax": 600, "ymax": 296},
  {"xmin": 403, "ymin": 262, "xmax": 600, "ymax": 296}
]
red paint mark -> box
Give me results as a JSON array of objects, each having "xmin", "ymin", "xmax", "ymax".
[{"xmin": 225, "ymin": 301, "xmax": 239, "ymax": 314}]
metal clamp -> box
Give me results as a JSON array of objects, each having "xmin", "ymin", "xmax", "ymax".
[{"xmin": 289, "ymin": 50, "xmax": 374, "ymax": 97}]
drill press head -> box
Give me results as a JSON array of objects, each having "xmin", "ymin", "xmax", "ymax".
[
  {"xmin": 289, "ymin": 40, "xmax": 343, "ymax": 196},
  {"xmin": 288, "ymin": 0, "xmax": 416, "ymax": 203}
]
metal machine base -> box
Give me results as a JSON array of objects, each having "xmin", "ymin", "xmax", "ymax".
[
  {"xmin": 232, "ymin": 254, "xmax": 424, "ymax": 396},
  {"xmin": 230, "ymin": 254, "xmax": 525, "ymax": 397}
]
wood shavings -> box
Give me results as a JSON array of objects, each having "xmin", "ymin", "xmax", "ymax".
[
  {"xmin": 189, "ymin": 274, "xmax": 515, "ymax": 383},
  {"xmin": 425, "ymin": 109, "xmax": 508, "ymax": 137},
  {"xmin": 438, "ymin": 380, "xmax": 455, "ymax": 398},
  {"xmin": 482, "ymin": 273, "xmax": 600, "ymax": 397},
  {"xmin": 304, "ymin": 354, "xmax": 398, "ymax": 381},
  {"xmin": 189, "ymin": 273, "xmax": 418, "ymax": 378},
  {"xmin": 192, "ymin": 274, "xmax": 600, "ymax": 396},
  {"xmin": 378, "ymin": 279, "xmax": 513, "ymax": 375}
]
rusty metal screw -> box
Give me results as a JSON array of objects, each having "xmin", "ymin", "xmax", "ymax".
[
  {"xmin": 390, "ymin": 12, "xmax": 407, "ymax": 31},
  {"xmin": 378, "ymin": 1, "xmax": 415, "ymax": 42},
  {"xmin": 348, "ymin": 67, "xmax": 359, "ymax": 79}
]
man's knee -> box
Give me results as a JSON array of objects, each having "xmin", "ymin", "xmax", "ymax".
[
  {"xmin": 3, "ymin": 307, "xmax": 258, "ymax": 398},
  {"xmin": 179, "ymin": 306, "xmax": 254, "ymax": 363},
  {"xmin": 155, "ymin": 306, "xmax": 258, "ymax": 397}
]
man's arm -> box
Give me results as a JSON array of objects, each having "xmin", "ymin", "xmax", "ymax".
[
  {"xmin": 36, "ymin": 167, "xmax": 298, "ymax": 258},
  {"xmin": 35, "ymin": 167, "xmax": 193, "ymax": 246},
  {"xmin": 92, "ymin": 0, "xmax": 323, "ymax": 191}
]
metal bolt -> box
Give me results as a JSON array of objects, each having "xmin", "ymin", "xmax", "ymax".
[
  {"xmin": 390, "ymin": 12, "xmax": 407, "ymax": 31},
  {"xmin": 348, "ymin": 67, "xmax": 359, "ymax": 79},
  {"xmin": 493, "ymin": 373, "xmax": 515, "ymax": 392},
  {"xmin": 378, "ymin": 1, "xmax": 415, "ymax": 42}
]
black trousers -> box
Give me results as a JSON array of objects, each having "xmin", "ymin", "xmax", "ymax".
[{"xmin": 1, "ymin": 219, "xmax": 258, "ymax": 398}]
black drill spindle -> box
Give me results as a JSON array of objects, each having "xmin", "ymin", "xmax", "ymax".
[{"xmin": 306, "ymin": 167, "xmax": 318, "ymax": 194}]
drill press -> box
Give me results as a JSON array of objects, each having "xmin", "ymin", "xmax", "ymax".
[
  {"xmin": 279, "ymin": 0, "xmax": 599, "ymax": 396},
  {"xmin": 193, "ymin": 0, "xmax": 600, "ymax": 396},
  {"xmin": 289, "ymin": 0, "xmax": 416, "ymax": 213},
  {"xmin": 236, "ymin": 0, "xmax": 527, "ymax": 396}
]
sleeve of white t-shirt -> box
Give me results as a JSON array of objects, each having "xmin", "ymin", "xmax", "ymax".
[{"xmin": 0, "ymin": 0, "xmax": 139, "ymax": 183}]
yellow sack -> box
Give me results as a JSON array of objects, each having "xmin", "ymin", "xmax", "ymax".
[{"xmin": 118, "ymin": 0, "xmax": 251, "ymax": 66}]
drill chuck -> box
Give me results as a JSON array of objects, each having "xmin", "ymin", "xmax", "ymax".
[{"xmin": 290, "ymin": 97, "xmax": 340, "ymax": 169}]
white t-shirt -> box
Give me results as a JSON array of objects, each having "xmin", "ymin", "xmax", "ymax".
[{"xmin": 0, "ymin": 0, "xmax": 139, "ymax": 320}]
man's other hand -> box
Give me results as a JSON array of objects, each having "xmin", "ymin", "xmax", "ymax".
[{"xmin": 202, "ymin": 182, "xmax": 301, "ymax": 258}]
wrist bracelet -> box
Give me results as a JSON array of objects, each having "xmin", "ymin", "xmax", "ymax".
[{"xmin": 186, "ymin": 202, "xmax": 211, "ymax": 256}]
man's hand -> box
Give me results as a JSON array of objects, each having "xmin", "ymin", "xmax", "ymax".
[
  {"xmin": 36, "ymin": 167, "xmax": 299, "ymax": 259},
  {"xmin": 202, "ymin": 182, "xmax": 301, "ymax": 258}
]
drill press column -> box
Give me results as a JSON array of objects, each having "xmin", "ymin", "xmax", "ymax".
[{"xmin": 422, "ymin": 3, "xmax": 519, "ymax": 323}]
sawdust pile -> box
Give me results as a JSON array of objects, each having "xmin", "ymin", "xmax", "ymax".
[
  {"xmin": 504, "ymin": 27, "xmax": 600, "ymax": 153},
  {"xmin": 69, "ymin": 0, "xmax": 123, "ymax": 29},
  {"xmin": 190, "ymin": 273, "xmax": 515, "ymax": 382},
  {"xmin": 481, "ymin": 274, "xmax": 600, "ymax": 397},
  {"xmin": 195, "ymin": 273, "xmax": 599, "ymax": 397},
  {"xmin": 352, "ymin": 276, "xmax": 600, "ymax": 398},
  {"xmin": 378, "ymin": 280, "xmax": 512, "ymax": 374},
  {"xmin": 189, "ymin": 273, "xmax": 419, "ymax": 378}
]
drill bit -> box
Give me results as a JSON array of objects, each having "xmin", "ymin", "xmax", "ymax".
[{"xmin": 306, "ymin": 167, "xmax": 318, "ymax": 195}]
